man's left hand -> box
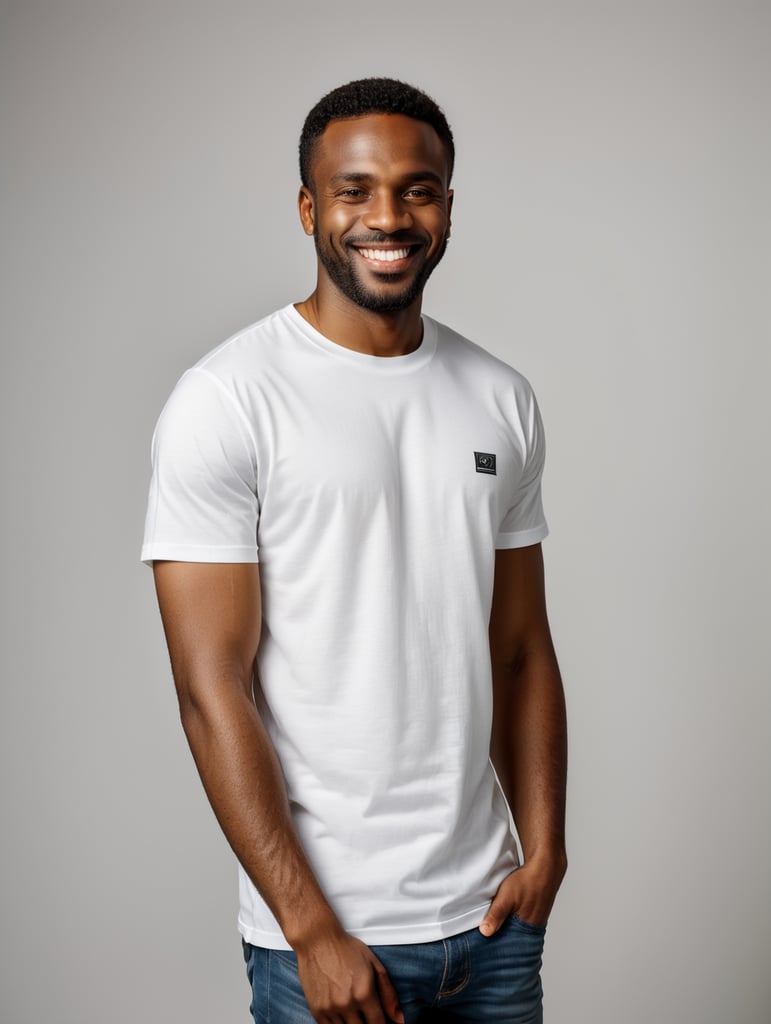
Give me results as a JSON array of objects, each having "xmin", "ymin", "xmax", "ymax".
[{"xmin": 479, "ymin": 856, "xmax": 567, "ymax": 936}]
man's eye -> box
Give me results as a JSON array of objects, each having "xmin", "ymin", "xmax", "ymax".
[
  {"xmin": 339, "ymin": 188, "xmax": 366, "ymax": 198},
  {"xmin": 404, "ymin": 188, "xmax": 433, "ymax": 199}
]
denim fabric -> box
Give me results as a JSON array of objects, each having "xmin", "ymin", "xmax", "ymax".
[{"xmin": 243, "ymin": 916, "xmax": 544, "ymax": 1023}]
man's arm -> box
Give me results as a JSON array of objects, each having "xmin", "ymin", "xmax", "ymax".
[
  {"xmin": 153, "ymin": 561, "xmax": 404, "ymax": 1024},
  {"xmin": 480, "ymin": 543, "xmax": 568, "ymax": 935}
]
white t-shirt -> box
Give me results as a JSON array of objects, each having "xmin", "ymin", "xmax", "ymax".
[{"xmin": 142, "ymin": 304, "xmax": 549, "ymax": 949}]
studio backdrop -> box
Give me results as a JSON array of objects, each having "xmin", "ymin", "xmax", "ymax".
[{"xmin": 1, "ymin": 2, "xmax": 769, "ymax": 1022}]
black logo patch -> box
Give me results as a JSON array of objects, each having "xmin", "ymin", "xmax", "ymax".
[{"xmin": 474, "ymin": 451, "xmax": 497, "ymax": 475}]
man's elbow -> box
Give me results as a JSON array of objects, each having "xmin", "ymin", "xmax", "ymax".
[{"xmin": 174, "ymin": 668, "xmax": 252, "ymax": 740}]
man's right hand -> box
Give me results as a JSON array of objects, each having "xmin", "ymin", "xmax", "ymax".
[{"xmin": 294, "ymin": 928, "xmax": 405, "ymax": 1024}]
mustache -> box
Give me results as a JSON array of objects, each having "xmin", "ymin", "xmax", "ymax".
[{"xmin": 345, "ymin": 233, "xmax": 425, "ymax": 247}]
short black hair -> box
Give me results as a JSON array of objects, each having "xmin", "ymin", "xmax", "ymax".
[{"xmin": 299, "ymin": 77, "xmax": 455, "ymax": 189}]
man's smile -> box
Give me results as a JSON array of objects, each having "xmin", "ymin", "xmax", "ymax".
[
  {"xmin": 357, "ymin": 247, "xmax": 412, "ymax": 262},
  {"xmin": 348, "ymin": 241, "xmax": 424, "ymax": 274}
]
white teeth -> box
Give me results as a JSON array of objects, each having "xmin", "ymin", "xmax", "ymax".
[{"xmin": 359, "ymin": 247, "xmax": 410, "ymax": 262}]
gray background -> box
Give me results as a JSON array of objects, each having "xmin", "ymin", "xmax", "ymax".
[{"xmin": 1, "ymin": 1, "xmax": 769, "ymax": 1022}]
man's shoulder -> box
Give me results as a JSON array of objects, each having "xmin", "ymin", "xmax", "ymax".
[
  {"xmin": 157, "ymin": 305, "xmax": 300, "ymax": 429},
  {"xmin": 191, "ymin": 304, "xmax": 296, "ymax": 380},
  {"xmin": 427, "ymin": 315, "xmax": 535, "ymax": 395}
]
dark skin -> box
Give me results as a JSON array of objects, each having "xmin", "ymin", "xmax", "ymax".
[
  {"xmin": 485, "ymin": 544, "xmax": 568, "ymax": 935},
  {"xmin": 295, "ymin": 113, "xmax": 453, "ymax": 356},
  {"xmin": 153, "ymin": 113, "xmax": 567, "ymax": 1023}
]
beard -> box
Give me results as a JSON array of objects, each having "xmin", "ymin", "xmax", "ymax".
[{"xmin": 313, "ymin": 231, "xmax": 448, "ymax": 313}]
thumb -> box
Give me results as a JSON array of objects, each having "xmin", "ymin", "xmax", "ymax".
[
  {"xmin": 479, "ymin": 893, "xmax": 510, "ymax": 938},
  {"xmin": 373, "ymin": 956, "xmax": 405, "ymax": 1023}
]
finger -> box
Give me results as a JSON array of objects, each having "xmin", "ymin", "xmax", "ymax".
[
  {"xmin": 372, "ymin": 957, "xmax": 405, "ymax": 1024},
  {"xmin": 359, "ymin": 1007, "xmax": 387, "ymax": 1024},
  {"xmin": 335, "ymin": 1010, "xmax": 365, "ymax": 1024},
  {"xmin": 479, "ymin": 893, "xmax": 515, "ymax": 937},
  {"xmin": 343, "ymin": 972, "xmax": 387, "ymax": 1024},
  {"xmin": 358, "ymin": 996, "xmax": 387, "ymax": 1024}
]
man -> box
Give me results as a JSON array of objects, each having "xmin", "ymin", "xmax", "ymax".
[{"xmin": 143, "ymin": 78, "xmax": 567, "ymax": 1024}]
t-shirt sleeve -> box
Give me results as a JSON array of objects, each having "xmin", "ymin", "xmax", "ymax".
[
  {"xmin": 141, "ymin": 367, "xmax": 260, "ymax": 565},
  {"xmin": 495, "ymin": 385, "xmax": 549, "ymax": 549}
]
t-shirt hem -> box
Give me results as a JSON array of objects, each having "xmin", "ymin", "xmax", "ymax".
[
  {"xmin": 238, "ymin": 903, "xmax": 491, "ymax": 951},
  {"xmin": 140, "ymin": 543, "xmax": 259, "ymax": 566},
  {"xmin": 495, "ymin": 523, "xmax": 549, "ymax": 549}
]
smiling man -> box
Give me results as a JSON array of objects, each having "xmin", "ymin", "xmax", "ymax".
[{"xmin": 142, "ymin": 79, "xmax": 567, "ymax": 1024}]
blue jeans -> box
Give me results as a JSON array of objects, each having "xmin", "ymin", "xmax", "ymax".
[{"xmin": 243, "ymin": 916, "xmax": 545, "ymax": 1023}]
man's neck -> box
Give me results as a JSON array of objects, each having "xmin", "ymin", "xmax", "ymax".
[{"xmin": 294, "ymin": 288, "xmax": 424, "ymax": 358}]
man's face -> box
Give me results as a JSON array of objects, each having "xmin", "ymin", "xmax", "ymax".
[{"xmin": 299, "ymin": 113, "xmax": 453, "ymax": 314}]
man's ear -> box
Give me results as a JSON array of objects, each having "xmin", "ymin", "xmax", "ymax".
[
  {"xmin": 298, "ymin": 186, "xmax": 315, "ymax": 236},
  {"xmin": 446, "ymin": 189, "xmax": 454, "ymax": 241}
]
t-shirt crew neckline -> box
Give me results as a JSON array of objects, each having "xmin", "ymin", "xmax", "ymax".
[{"xmin": 286, "ymin": 303, "xmax": 437, "ymax": 373}]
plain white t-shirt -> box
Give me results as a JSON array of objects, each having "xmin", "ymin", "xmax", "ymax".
[{"xmin": 142, "ymin": 305, "xmax": 549, "ymax": 949}]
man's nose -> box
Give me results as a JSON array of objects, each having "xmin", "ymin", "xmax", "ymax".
[{"xmin": 362, "ymin": 192, "xmax": 413, "ymax": 234}]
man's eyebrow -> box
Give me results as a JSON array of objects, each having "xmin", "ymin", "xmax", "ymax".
[
  {"xmin": 401, "ymin": 170, "xmax": 445, "ymax": 187},
  {"xmin": 328, "ymin": 170, "xmax": 445, "ymax": 187},
  {"xmin": 329, "ymin": 172, "xmax": 372, "ymax": 185}
]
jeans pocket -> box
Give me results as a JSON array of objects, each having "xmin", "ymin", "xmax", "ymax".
[{"xmin": 508, "ymin": 914, "xmax": 547, "ymax": 937}]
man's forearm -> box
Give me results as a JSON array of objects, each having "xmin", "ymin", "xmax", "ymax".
[
  {"xmin": 179, "ymin": 681, "xmax": 340, "ymax": 948},
  {"xmin": 490, "ymin": 647, "xmax": 568, "ymax": 866}
]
